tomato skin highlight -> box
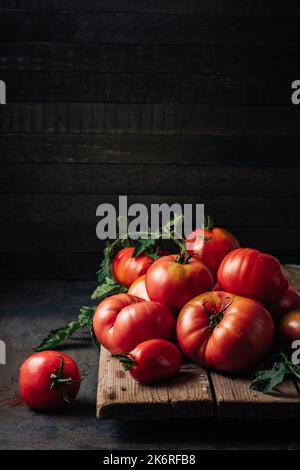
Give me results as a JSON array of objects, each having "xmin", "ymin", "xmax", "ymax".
[
  {"xmin": 93, "ymin": 293, "xmax": 175, "ymax": 354},
  {"xmin": 278, "ymin": 309, "xmax": 300, "ymax": 345},
  {"xmin": 113, "ymin": 247, "xmax": 153, "ymax": 287},
  {"xmin": 268, "ymin": 286, "xmax": 300, "ymax": 324},
  {"xmin": 217, "ymin": 248, "xmax": 288, "ymax": 305},
  {"xmin": 177, "ymin": 291, "xmax": 274, "ymax": 373},
  {"xmin": 128, "ymin": 274, "xmax": 150, "ymax": 300},
  {"xmin": 19, "ymin": 351, "xmax": 81, "ymax": 410},
  {"xmin": 118, "ymin": 339, "xmax": 182, "ymax": 384},
  {"xmin": 145, "ymin": 254, "xmax": 213, "ymax": 313},
  {"xmin": 186, "ymin": 226, "xmax": 239, "ymax": 278}
]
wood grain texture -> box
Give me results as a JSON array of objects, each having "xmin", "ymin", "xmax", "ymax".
[
  {"xmin": 1, "ymin": 72, "xmax": 291, "ymax": 105},
  {"xmin": 0, "ymin": 43, "xmax": 297, "ymax": 75},
  {"xmin": 97, "ymin": 347, "xmax": 214, "ymax": 420},
  {"xmin": 1, "ymin": 12, "xmax": 300, "ymax": 47},
  {"xmin": 1, "ymin": 163, "xmax": 299, "ymax": 197},
  {"xmin": 1, "ymin": 0, "xmax": 300, "ymax": 18},
  {"xmin": 0, "ymin": 103, "xmax": 298, "ymax": 135},
  {"xmin": 1, "ymin": 134, "xmax": 299, "ymax": 166}
]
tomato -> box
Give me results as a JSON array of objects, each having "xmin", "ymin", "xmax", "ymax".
[
  {"xmin": 114, "ymin": 339, "xmax": 182, "ymax": 384},
  {"xmin": 128, "ymin": 274, "xmax": 150, "ymax": 300},
  {"xmin": 278, "ymin": 309, "xmax": 300, "ymax": 345},
  {"xmin": 113, "ymin": 247, "xmax": 154, "ymax": 287},
  {"xmin": 93, "ymin": 293, "xmax": 175, "ymax": 354},
  {"xmin": 145, "ymin": 254, "xmax": 213, "ymax": 313},
  {"xmin": 268, "ymin": 286, "xmax": 300, "ymax": 323},
  {"xmin": 217, "ymin": 248, "xmax": 288, "ymax": 305},
  {"xmin": 19, "ymin": 351, "xmax": 81, "ymax": 410},
  {"xmin": 177, "ymin": 291, "xmax": 274, "ymax": 373},
  {"xmin": 186, "ymin": 219, "xmax": 239, "ymax": 278}
]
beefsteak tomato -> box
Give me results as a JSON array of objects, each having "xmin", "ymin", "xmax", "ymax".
[
  {"xmin": 186, "ymin": 218, "xmax": 239, "ymax": 278},
  {"xmin": 114, "ymin": 339, "xmax": 182, "ymax": 383},
  {"xmin": 145, "ymin": 254, "xmax": 213, "ymax": 312},
  {"xmin": 217, "ymin": 248, "xmax": 288, "ymax": 305},
  {"xmin": 177, "ymin": 291, "xmax": 274, "ymax": 373},
  {"xmin": 93, "ymin": 293, "xmax": 175, "ymax": 354},
  {"xmin": 19, "ymin": 351, "xmax": 81, "ymax": 410},
  {"xmin": 113, "ymin": 247, "xmax": 153, "ymax": 287}
]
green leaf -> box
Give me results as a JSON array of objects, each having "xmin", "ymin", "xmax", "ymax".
[
  {"xmin": 132, "ymin": 238, "xmax": 157, "ymax": 257},
  {"xmin": 33, "ymin": 306, "xmax": 96, "ymax": 352},
  {"xmin": 91, "ymin": 277, "xmax": 127, "ymax": 301},
  {"xmin": 250, "ymin": 360, "xmax": 288, "ymax": 394}
]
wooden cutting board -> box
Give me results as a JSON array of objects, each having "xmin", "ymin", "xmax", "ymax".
[{"xmin": 97, "ymin": 265, "xmax": 300, "ymax": 420}]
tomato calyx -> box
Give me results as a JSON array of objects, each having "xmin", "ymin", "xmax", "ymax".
[
  {"xmin": 50, "ymin": 356, "xmax": 81, "ymax": 403},
  {"xmin": 176, "ymin": 249, "xmax": 192, "ymax": 265},
  {"xmin": 204, "ymin": 215, "xmax": 214, "ymax": 232},
  {"xmin": 202, "ymin": 296, "xmax": 234, "ymax": 331},
  {"xmin": 112, "ymin": 353, "xmax": 136, "ymax": 371}
]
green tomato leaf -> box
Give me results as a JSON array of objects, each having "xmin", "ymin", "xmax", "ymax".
[
  {"xmin": 33, "ymin": 306, "xmax": 96, "ymax": 352},
  {"xmin": 91, "ymin": 277, "xmax": 127, "ymax": 301},
  {"xmin": 250, "ymin": 360, "xmax": 288, "ymax": 394}
]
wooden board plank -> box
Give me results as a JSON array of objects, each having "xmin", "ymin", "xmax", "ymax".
[
  {"xmin": 0, "ymin": 12, "xmax": 299, "ymax": 46},
  {"xmin": 0, "ymin": 44, "xmax": 297, "ymax": 76},
  {"xmin": 1, "ymin": 72, "xmax": 289, "ymax": 106},
  {"xmin": 97, "ymin": 347, "xmax": 214, "ymax": 420},
  {"xmin": 210, "ymin": 372, "xmax": 300, "ymax": 419},
  {"xmin": 0, "ymin": 103, "xmax": 298, "ymax": 135},
  {"xmin": 0, "ymin": 134, "xmax": 299, "ymax": 166},
  {"xmin": 1, "ymin": 163, "xmax": 299, "ymax": 197},
  {"xmin": 1, "ymin": 0, "xmax": 300, "ymax": 18}
]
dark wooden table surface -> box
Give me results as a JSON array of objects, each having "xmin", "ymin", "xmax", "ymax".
[{"xmin": 1, "ymin": 280, "xmax": 300, "ymax": 450}]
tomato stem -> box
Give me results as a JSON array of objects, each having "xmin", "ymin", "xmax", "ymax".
[
  {"xmin": 202, "ymin": 296, "xmax": 234, "ymax": 331},
  {"xmin": 112, "ymin": 353, "xmax": 136, "ymax": 371},
  {"xmin": 204, "ymin": 215, "xmax": 214, "ymax": 232},
  {"xmin": 49, "ymin": 356, "xmax": 81, "ymax": 403}
]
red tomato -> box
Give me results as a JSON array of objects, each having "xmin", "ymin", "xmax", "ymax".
[
  {"xmin": 113, "ymin": 247, "xmax": 154, "ymax": 287},
  {"xmin": 128, "ymin": 274, "xmax": 150, "ymax": 300},
  {"xmin": 114, "ymin": 339, "xmax": 182, "ymax": 384},
  {"xmin": 186, "ymin": 222, "xmax": 239, "ymax": 278},
  {"xmin": 19, "ymin": 351, "xmax": 81, "ymax": 410},
  {"xmin": 177, "ymin": 291, "xmax": 274, "ymax": 373},
  {"xmin": 145, "ymin": 254, "xmax": 213, "ymax": 313},
  {"xmin": 217, "ymin": 248, "xmax": 288, "ymax": 305},
  {"xmin": 278, "ymin": 309, "xmax": 300, "ymax": 345},
  {"xmin": 93, "ymin": 293, "xmax": 175, "ymax": 354},
  {"xmin": 268, "ymin": 286, "xmax": 300, "ymax": 323}
]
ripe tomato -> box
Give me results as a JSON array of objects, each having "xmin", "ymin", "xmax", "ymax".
[
  {"xmin": 145, "ymin": 254, "xmax": 213, "ymax": 313},
  {"xmin": 278, "ymin": 309, "xmax": 300, "ymax": 345},
  {"xmin": 113, "ymin": 247, "xmax": 154, "ymax": 287},
  {"xmin": 114, "ymin": 339, "xmax": 182, "ymax": 384},
  {"xmin": 19, "ymin": 351, "xmax": 81, "ymax": 410},
  {"xmin": 186, "ymin": 220, "xmax": 239, "ymax": 278},
  {"xmin": 217, "ymin": 248, "xmax": 288, "ymax": 305},
  {"xmin": 128, "ymin": 274, "xmax": 150, "ymax": 300},
  {"xmin": 268, "ymin": 286, "xmax": 300, "ymax": 323},
  {"xmin": 93, "ymin": 293, "xmax": 175, "ymax": 354},
  {"xmin": 177, "ymin": 291, "xmax": 274, "ymax": 373}
]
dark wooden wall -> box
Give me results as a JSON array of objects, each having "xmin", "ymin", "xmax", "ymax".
[{"xmin": 0, "ymin": 1, "xmax": 300, "ymax": 279}]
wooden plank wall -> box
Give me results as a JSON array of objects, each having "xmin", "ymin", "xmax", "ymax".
[{"xmin": 0, "ymin": 1, "xmax": 299, "ymax": 279}]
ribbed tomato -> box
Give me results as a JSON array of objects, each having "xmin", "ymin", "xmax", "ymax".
[
  {"xmin": 268, "ymin": 286, "xmax": 300, "ymax": 323},
  {"xmin": 93, "ymin": 293, "xmax": 175, "ymax": 354},
  {"xmin": 177, "ymin": 291, "xmax": 274, "ymax": 373},
  {"xmin": 186, "ymin": 219, "xmax": 239, "ymax": 278},
  {"xmin": 114, "ymin": 339, "xmax": 182, "ymax": 384},
  {"xmin": 217, "ymin": 248, "xmax": 288, "ymax": 305},
  {"xmin": 128, "ymin": 274, "xmax": 150, "ymax": 300},
  {"xmin": 145, "ymin": 254, "xmax": 213, "ymax": 313},
  {"xmin": 113, "ymin": 247, "xmax": 153, "ymax": 287}
]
